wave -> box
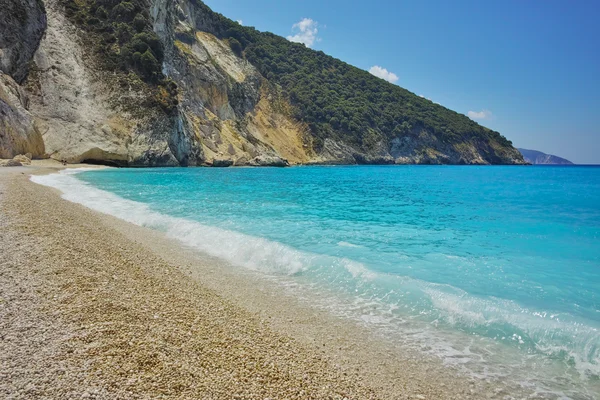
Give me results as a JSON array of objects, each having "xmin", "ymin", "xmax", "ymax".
[
  {"xmin": 30, "ymin": 169, "xmax": 372, "ymax": 278},
  {"xmin": 31, "ymin": 169, "xmax": 600, "ymax": 387},
  {"xmin": 337, "ymin": 241, "xmax": 364, "ymax": 248}
]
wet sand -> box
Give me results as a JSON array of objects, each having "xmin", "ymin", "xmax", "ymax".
[{"xmin": 1, "ymin": 162, "xmax": 483, "ymax": 399}]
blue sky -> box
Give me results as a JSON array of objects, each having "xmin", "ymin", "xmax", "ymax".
[{"xmin": 204, "ymin": 0, "xmax": 600, "ymax": 164}]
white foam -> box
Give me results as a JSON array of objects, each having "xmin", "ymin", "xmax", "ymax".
[
  {"xmin": 421, "ymin": 282, "xmax": 600, "ymax": 378},
  {"xmin": 337, "ymin": 241, "xmax": 364, "ymax": 248},
  {"xmin": 30, "ymin": 169, "xmax": 369, "ymax": 278}
]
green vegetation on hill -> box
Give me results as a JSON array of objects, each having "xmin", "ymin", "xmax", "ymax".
[
  {"xmin": 61, "ymin": 0, "xmax": 178, "ymax": 113},
  {"xmin": 192, "ymin": 1, "xmax": 514, "ymax": 153}
]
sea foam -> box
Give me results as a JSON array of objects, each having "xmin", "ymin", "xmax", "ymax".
[{"xmin": 31, "ymin": 169, "xmax": 368, "ymax": 277}]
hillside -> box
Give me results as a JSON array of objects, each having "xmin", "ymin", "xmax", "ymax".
[
  {"xmin": 0, "ymin": 0, "xmax": 525, "ymax": 166},
  {"xmin": 518, "ymin": 149, "xmax": 574, "ymax": 165}
]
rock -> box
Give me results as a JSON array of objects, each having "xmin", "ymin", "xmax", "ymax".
[
  {"xmin": 352, "ymin": 153, "xmax": 394, "ymax": 165},
  {"xmin": 0, "ymin": 0, "xmax": 47, "ymax": 83},
  {"xmin": 233, "ymin": 155, "xmax": 250, "ymax": 166},
  {"xmin": 212, "ymin": 158, "xmax": 234, "ymax": 167},
  {"xmin": 251, "ymin": 155, "xmax": 289, "ymax": 167},
  {"xmin": 1, "ymin": 159, "xmax": 22, "ymax": 167},
  {"xmin": 13, "ymin": 154, "xmax": 31, "ymax": 165},
  {"xmin": 0, "ymin": 72, "xmax": 45, "ymax": 159}
]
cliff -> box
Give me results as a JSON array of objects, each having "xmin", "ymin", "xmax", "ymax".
[
  {"xmin": 518, "ymin": 148, "xmax": 574, "ymax": 165},
  {"xmin": 0, "ymin": 0, "xmax": 526, "ymax": 166},
  {"xmin": 0, "ymin": 0, "xmax": 46, "ymax": 159}
]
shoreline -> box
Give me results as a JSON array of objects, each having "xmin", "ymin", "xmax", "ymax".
[
  {"xmin": 1, "ymin": 162, "xmax": 520, "ymax": 399},
  {"xmin": 1, "ymin": 158, "xmax": 538, "ymax": 169}
]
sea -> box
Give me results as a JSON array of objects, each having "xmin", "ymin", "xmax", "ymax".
[{"xmin": 32, "ymin": 165, "xmax": 600, "ymax": 399}]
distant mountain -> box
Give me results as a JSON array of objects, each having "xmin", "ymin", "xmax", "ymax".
[{"xmin": 518, "ymin": 149, "xmax": 574, "ymax": 165}]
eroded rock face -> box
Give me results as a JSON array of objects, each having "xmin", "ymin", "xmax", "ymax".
[
  {"xmin": 0, "ymin": 0, "xmax": 46, "ymax": 83},
  {"xmin": 0, "ymin": 0, "xmax": 46, "ymax": 159},
  {"xmin": 0, "ymin": 72, "xmax": 45, "ymax": 159},
  {"xmin": 22, "ymin": 0, "xmax": 204, "ymax": 166},
  {"xmin": 163, "ymin": 0, "xmax": 313, "ymax": 167}
]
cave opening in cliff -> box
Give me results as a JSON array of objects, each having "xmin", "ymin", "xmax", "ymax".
[{"xmin": 80, "ymin": 159, "xmax": 126, "ymax": 168}]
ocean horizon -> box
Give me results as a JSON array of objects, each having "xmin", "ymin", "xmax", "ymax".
[{"xmin": 32, "ymin": 165, "xmax": 600, "ymax": 399}]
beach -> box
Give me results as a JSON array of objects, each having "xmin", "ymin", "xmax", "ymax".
[{"xmin": 0, "ymin": 162, "xmax": 487, "ymax": 399}]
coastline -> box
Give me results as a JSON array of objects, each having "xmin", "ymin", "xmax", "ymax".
[{"xmin": 2, "ymin": 162, "xmax": 499, "ymax": 399}]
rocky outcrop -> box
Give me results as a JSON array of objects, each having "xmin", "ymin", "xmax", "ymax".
[
  {"xmin": 12, "ymin": 154, "xmax": 32, "ymax": 164},
  {"xmin": 0, "ymin": 159, "xmax": 22, "ymax": 166},
  {"xmin": 0, "ymin": 0, "xmax": 46, "ymax": 83},
  {"xmin": 310, "ymin": 129, "xmax": 524, "ymax": 165},
  {"xmin": 0, "ymin": 153, "xmax": 32, "ymax": 166},
  {"xmin": 0, "ymin": 72, "xmax": 45, "ymax": 159}
]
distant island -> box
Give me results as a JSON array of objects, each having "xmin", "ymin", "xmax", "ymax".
[{"xmin": 518, "ymin": 149, "xmax": 574, "ymax": 165}]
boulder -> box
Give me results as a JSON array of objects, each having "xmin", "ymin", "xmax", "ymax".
[
  {"xmin": 251, "ymin": 155, "xmax": 289, "ymax": 167},
  {"xmin": 12, "ymin": 154, "xmax": 31, "ymax": 165},
  {"xmin": 212, "ymin": 158, "xmax": 234, "ymax": 167},
  {"xmin": 234, "ymin": 155, "xmax": 250, "ymax": 166},
  {"xmin": 1, "ymin": 159, "xmax": 22, "ymax": 167}
]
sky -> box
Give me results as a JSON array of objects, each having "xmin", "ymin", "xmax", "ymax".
[{"xmin": 204, "ymin": 0, "xmax": 600, "ymax": 164}]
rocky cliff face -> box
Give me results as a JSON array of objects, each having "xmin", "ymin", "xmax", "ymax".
[
  {"xmin": 156, "ymin": 0, "xmax": 311, "ymax": 166},
  {"xmin": 0, "ymin": 72, "xmax": 45, "ymax": 158},
  {"xmin": 0, "ymin": 0, "xmax": 46, "ymax": 159},
  {"xmin": 0, "ymin": 0, "xmax": 46, "ymax": 84},
  {"xmin": 22, "ymin": 0, "xmax": 205, "ymax": 166},
  {"xmin": 0, "ymin": 0, "xmax": 525, "ymax": 166}
]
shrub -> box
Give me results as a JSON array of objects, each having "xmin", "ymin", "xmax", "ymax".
[
  {"xmin": 114, "ymin": 22, "xmax": 133, "ymax": 44},
  {"xmin": 132, "ymin": 13, "xmax": 147, "ymax": 32},
  {"xmin": 140, "ymin": 49, "xmax": 160, "ymax": 79}
]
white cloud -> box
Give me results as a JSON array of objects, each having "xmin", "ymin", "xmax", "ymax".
[
  {"xmin": 467, "ymin": 110, "xmax": 493, "ymax": 120},
  {"xmin": 369, "ymin": 66, "xmax": 399, "ymax": 84},
  {"xmin": 236, "ymin": 20, "xmax": 243, "ymax": 25},
  {"xmin": 287, "ymin": 18, "xmax": 320, "ymax": 48}
]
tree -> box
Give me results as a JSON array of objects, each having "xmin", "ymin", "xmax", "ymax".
[{"xmin": 229, "ymin": 38, "xmax": 242, "ymax": 57}]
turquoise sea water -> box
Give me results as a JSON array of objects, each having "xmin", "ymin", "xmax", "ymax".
[{"xmin": 33, "ymin": 166, "xmax": 600, "ymax": 398}]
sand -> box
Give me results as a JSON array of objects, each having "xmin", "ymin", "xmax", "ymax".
[{"xmin": 0, "ymin": 161, "xmax": 485, "ymax": 399}]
